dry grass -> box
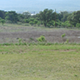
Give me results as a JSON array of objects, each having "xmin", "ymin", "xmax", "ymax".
[
  {"xmin": 0, "ymin": 44, "xmax": 80, "ymax": 80},
  {"xmin": 0, "ymin": 23, "xmax": 80, "ymax": 43}
]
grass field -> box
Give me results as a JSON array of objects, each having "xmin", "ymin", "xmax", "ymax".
[{"xmin": 0, "ymin": 44, "xmax": 80, "ymax": 80}]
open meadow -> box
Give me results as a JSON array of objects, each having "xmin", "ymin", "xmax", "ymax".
[
  {"xmin": 0, "ymin": 23, "xmax": 80, "ymax": 80},
  {"xmin": 0, "ymin": 44, "xmax": 80, "ymax": 80}
]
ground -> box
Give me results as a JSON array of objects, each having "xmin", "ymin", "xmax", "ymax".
[
  {"xmin": 0, "ymin": 23, "xmax": 80, "ymax": 80},
  {"xmin": 0, "ymin": 23, "xmax": 80, "ymax": 43},
  {"xmin": 0, "ymin": 45, "xmax": 80, "ymax": 80}
]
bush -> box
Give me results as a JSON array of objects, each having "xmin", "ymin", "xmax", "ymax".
[
  {"xmin": 24, "ymin": 19, "xmax": 29, "ymax": 23},
  {"xmin": 37, "ymin": 21, "xmax": 41, "ymax": 26},
  {"xmin": 29, "ymin": 21, "xmax": 35, "ymax": 26},
  {"xmin": 65, "ymin": 39, "xmax": 69, "ymax": 44},
  {"xmin": 34, "ymin": 19, "xmax": 38, "ymax": 24},
  {"xmin": 61, "ymin": 33, "xmax": 66, "ymax": 38},
  {"xmin": 37, "ymin": 35, "xmax": 46, "ymax": 42},
  {"xmin": 61, "ymin": 22, "xmax": 66, "ymax": 27},
  {"xmin": 46, "ymin": 23, "xmax": 51, "ymax": 27},
  {"xmin": 0, "ymin": 19, "xmax": 5, "ymax": 25},
  {"xmin": 76, "ymin": 23, "xmax": 80, "ymax": 28}
]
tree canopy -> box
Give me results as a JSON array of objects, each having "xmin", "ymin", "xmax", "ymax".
[
  {"xmin": 0, "ymin": 9, "xmax": 80, "ymax": 28},
  {"xmin": 5, "ymin": 11, "xmax": 18, "ymax": 23},
  {"xmin": 37, "ymin": 9, "xmax": 55, "ymax": 27}
]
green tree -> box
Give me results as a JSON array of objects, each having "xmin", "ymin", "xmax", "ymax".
[
  {"xmin": 29, "ymin": 21, "xmax": 35, "ymax": 26},
  {"xmin": 29, "ymin": 18, "xmax": 35, "ymax": 22},
  {"xmin": 0, "ymin": 19, "xmax": 5, "ymax": 25},
  {"xmin": 58, "ymin": 11, "xmax": 70, "ymax": 22},
  {"xmin": 76, "ymin": 23, "xmax": 80, "ymax": 28},
  {"xmin": 5, "ymin": 11, "xmax": 18, "ymax": 23},
  {"xmin": 0, "ymin": 10, "xmax": 6, "ymax": 19},
  {"xmin": 22, "ymin": 11, "xmax": 31, "ymax": 19},
  {"xmin": 67, "ymin": 11, "xmax": 80, "ymax": 26},
  {"xmin": 24, "ymin": 19, "xmax": 29, "ymax": 23},
  {"xmin": 34, "ymin": 19, "xmax": 38, "ymax": 24},
  {"xmin": 38, "ymin": 9, "xmax": 55, "ymax": 27}
]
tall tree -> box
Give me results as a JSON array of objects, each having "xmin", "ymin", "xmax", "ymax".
[
  {"xmin": 0, "ymin": 10, "xmax": 6, "ymax": 19},
  {"xmin": 67, "ymin": 11, "xmax": 80, "ymax": 26},
  {"xmin": 58, "ymin": 11, "xmax": 71, "ymax": 22},
  {"xmin": 38, "ymin": 9, "xmax": 55, "ymax": 27},
  {"xmin": 22, "ymin": 11, "xmax": 31, "ymax": 19},
  {"xmin": 6, "ymin": 11, "xmax": 18, "ymax": 23}
]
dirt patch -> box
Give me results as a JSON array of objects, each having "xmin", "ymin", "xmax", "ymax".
[{"xmin": 58, "ymin": 49, "xmax": 76, "ymax": 52}]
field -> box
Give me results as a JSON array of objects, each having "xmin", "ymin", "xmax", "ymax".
[
  {"xmin": 0, "ymin": 44, "xmax": 80, "ymax": 80},
  {"xmin": 0, "ymin": 23, "xmax": 80, "ymax": 43},
  {"xmin": 0, "ymin": 23, "xmax": 80, "ymax": 80}
]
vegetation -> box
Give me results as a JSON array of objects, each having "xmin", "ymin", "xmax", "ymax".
[
  {"xmin": 0, "ymin": 19, "xmax": 5, "ymax": 25},
  {"xmin": 0, "ymin": 8, "xmax": 80, "ymax": 80},
  {"xmin": 0, "ymin": 9, "xmax": 80, "ymax": 28},
  {"xmin": 61, "ymin": 33, "xmax": 66, "ymax": 38},
  {"xmin": 0, "ymin": 44, "xmax": 80, "ymax": 80},
  {"xmin": 37, "ymin": 35, "xmax": 46, "ymax": 42}
]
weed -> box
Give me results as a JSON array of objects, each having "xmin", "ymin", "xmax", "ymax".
[
  {"xmin": 74, "ymin": 74, "xmax": 78, "ymax": 77},
  {"xmin": 37, "ymin": 35, "xmax": 46, "ymax": 42},
  {"xmin": 18, "ymin": 38, "xmax": 22, "ymax": 45},
  {"xmin": 61, "ymin": 33, "xmax": 66, "ymax": 38},
  {"xmin": 29, "ymin": 37, "xmax": 34, "ymax": 41},
  {"xmin": 65, "ymin": 39, "xmax": 69, "ymax": 44}
]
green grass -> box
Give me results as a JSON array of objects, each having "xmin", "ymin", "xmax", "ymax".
[{"xmin": 0, "ymin": 44, "xmax": 80, "ymax": 80}]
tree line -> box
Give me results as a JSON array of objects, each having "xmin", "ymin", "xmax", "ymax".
[{"xmin": 0, "ymin": 9, "xmax": 80, "ymax": 28}]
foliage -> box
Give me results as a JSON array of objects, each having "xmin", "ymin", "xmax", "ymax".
[
  {"xmin": 24, "ymin": 19, "xmax": 29, "ymax": 23},
  {"xmin": 34, "ymin": 19, "xmax": 38, "ymax": 24},
  {"xmin": 22, "ymin": 11, "xmax": 31, "ymax": 19},
  {"xmin": 37, "ymin": 21, "xmax": 41, "ymax": 26},
  {"xmin": 29, "ymin": 21, "xmax": 35, "ymax": 25},
  {"xmin": 37, "ymin": 35, "xmax": 46, "ymax": 42},
  {"xmin": 61, "ymin": 21, "xmax": 71, "ymax": 28},
  {"xmin": 37, "ymin": 9, "xmax": 55, "ymax": 27},
  {"xmin": 61, "ymin": 33, "xmax": 66, "ymax": 38},
  {"xmin": 0, "ymin": 10, "xmax": 6, "ymax": 19},
  {"xmin": 5, "ymin": 11, "xmax": 18, "ymax": 23},
  {"xmin": 68, "ymin": 11, "xmax": 80, "ymax": 26},
  {"xmin": 58, "ymin": 11, "xmax": 71, "ymax": 22},
  {"xmin": 76, "ymin": 23, "xmax": 80, "ymax": 28},
  {"xmin": 65, "ymin": 39, "xmax": 69, "ymax": 44},
  {"xmin": 0, "ymin": 9, "xmax": 80, "ymax": 28},
  {"xmin": 0, "ymin": 19, "xmax": 5, "ymax": 25},
  {"xmin": 18, "ymin": 38, "xmax": 22, "ymax": 44}
]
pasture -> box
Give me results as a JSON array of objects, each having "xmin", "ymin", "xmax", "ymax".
[
  {"xmin": 0, "ymin": 44, "xmax": 80, "ymax": 80},
  {"xmin": 0, "ymin": 23, "xmax": 80, "ymax": 80}
]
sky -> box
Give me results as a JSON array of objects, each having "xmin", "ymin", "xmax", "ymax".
[{"xmin": 0, "ymin": 0, "xmax": 80, "ymax": 13}]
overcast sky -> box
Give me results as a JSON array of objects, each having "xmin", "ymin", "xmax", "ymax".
[{"xmin": 0, "ymin": 0, "xmax": 80, "ymax": 12}]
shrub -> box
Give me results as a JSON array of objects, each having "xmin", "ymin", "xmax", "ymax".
[
  {"xmin": 34, "ymin": 19, "xmax": 38, "ymax": 24},
  {"xmin": 46, "ymin": 23, "xmax": 51, "ymax": 27},
  {"xmin": 24, "ymin": 19, "xmax": 29, "ymax": 23},
  {"xmin": 18, "ymin": 38, "xmax": 22, "ymax": 45},
  {"xmin": 61, "ymin": 33, "xmax": 66, "ymax": 38},
  {"xmin": 37, "ymin": 35, "xmax": 46, "ymax": 42},
  {"xmin": 0, "ymin": 19, "xmax": 5, "ymax": 25},
  {"xmin": 29, "ymin": 21, "xmax": 35, "ymax": 26},
  {"xmin": 65, "ymin": 39, "xmax": 69, "ymax": 44},
  {"xmin": 37, "ymin": 21, "xmax": 41, "ymax": 26},
  {"xmin": 76, "ymin": 23, "xmax": 80, "ymax": 28}
]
